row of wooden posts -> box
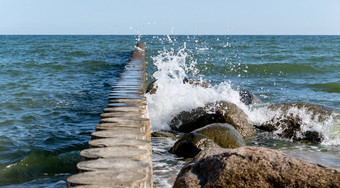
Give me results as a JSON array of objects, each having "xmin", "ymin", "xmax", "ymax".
[{"xmin": 67, "ymin": 43, "xmax": 153, "ymax": 187}]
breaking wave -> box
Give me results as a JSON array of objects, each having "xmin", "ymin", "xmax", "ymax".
[{"xmin": 146, "ymin": 43, "xmax": 340, "ymax": 146}]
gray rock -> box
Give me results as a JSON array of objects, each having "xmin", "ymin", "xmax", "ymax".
[
  {"xmin": 146, "ymin": 78, "xmax": 211, "ymax": 95},
  {"xmin": 146, "ymin": 80, "xmax": 157, "ymax": 94},
  {"xmin": 239, "ymin": 90, "xmax": 262, "ymax": 105},
  {"xmin": 174, "ymin": 147, "xmax": 340, "ymax": 188},
  {"xmin": 216, "ymin": 101, "xmax": 255, "ymax": 138},
  {"xmin": 169, "ymin": 123, "xmax": 245, "ymax": 158},
  {"xmin": 258, "ymin": 103, "xmax": 340, "ymax": 143},
  {"xmin": 184, "ymin": 78, "xmax": 211, "ymax": 88},
  {"xmin": 169, "ymin": 105, "xmax": 225, "ymax": 133},
  {"xmin": 169, "ymin": 132, "xmax": 219, "ymax": 158},
  {"xmin": 169, "ymin": 101, "xmax": 254, "ymax": 138}
]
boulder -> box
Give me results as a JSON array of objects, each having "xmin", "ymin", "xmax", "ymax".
[
  {"xmin": 151, "ymin": 131, "xmax": 178, "ymax": 140},
  {"xmin": 216, "ymin": 101, "xmax": 254, "ymax": 138},
  {"xmin": 183, "ymin": 77, "xmax": 211, "ymax": 88},
  {"xmin": 146, "ymin": 78, "xmax": 211, "ymax": 95},
  {"xmin": 239, "ymin": 90, "xmax": 262, "ymax": 105},
  {"xmin": 194, "ymin": 123, "xmax": 246, "ymax": 148},
  {"xmin": 169, "ymin": 133, "xmax": 219, "ymax": 158},
  {"xmin": 169, "ymin": 101, "xmax": 254, "ymax": 138},
  {"xmin": 169, "ymin": 105, "xmax": 225, "ymax": 133},
  {"xmin": 267, "ymin": 103, "xmax": 338, "ymax": 121},
  {"xmin": 169, "ymin": 123, "xmax": 245, "ymax": 158},
  {"xmin": 146, "ymin": 80, "xmax": 157, "ymax": 94},
  {"xmin": 174, "ymin": 147, "xmax": 340, "ymax": 188},
  {"xmin": 258, "ymin": 103, "xmax": 340, "ymax": 143}
]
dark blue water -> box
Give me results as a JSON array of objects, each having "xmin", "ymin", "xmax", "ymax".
[
  {"xmin": 1, "ymin": 35, "xmax": 340, "ymax": 187},
  {"xmin": 0, "ymin": 35, "xmax": 138, "ymax": 186}
]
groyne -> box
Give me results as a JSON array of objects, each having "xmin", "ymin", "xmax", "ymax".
[{"xmin": 67, "ymin": 43, "xmax": 153, "ymax": 187}]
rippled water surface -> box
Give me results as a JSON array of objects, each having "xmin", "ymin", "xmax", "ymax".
[
  {"xmin": 1, "ymin": 35, "xmax": 340, "ymax": 187},
  {"xmin": 0, "ymin": 35, "xmax": 137, "ymax": 186},
  {"xmin": 145, "ymin": 35, "xmax": 340, "ymax": 187}
]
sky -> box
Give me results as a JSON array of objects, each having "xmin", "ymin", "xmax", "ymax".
[{"xmin": 0, "ymin": 0, "xmax": 340, "ymax": 35}]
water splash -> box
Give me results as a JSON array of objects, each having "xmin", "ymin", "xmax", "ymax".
[
  {"xmin": 147, "ymin": 44, "xmax": 247, "ymax": 130},
  {"xmin": 146, "ymin": 44, "xmax": 340, "ymax": 146}
]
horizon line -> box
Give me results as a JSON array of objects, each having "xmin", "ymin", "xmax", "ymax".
[{"xmin": 1, "ymin": 34, "xmax": 340, "ymax": 36}]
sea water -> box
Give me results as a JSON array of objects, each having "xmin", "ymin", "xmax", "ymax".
[
  {"xmin": 0, "ymin": 35, "xmax": 339, "ymax": 187},
  {"xmin": 145, "ymin": 35, "xmax": 340, "ymax": 187},
  {"xmin": 0, "ymin": 35, "xmax": 136, "ymax": 187}
]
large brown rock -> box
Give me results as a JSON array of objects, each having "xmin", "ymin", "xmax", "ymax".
[
  {"xmin": 194, "ymin": 123, "xmax": 246, "ymax": 148},
  {"xmin": 169, "ymin": 123, "xmax": 245, "ymax": 158},
  {"xmin": 169, "ymin": 132, "xmax": 219, "ymax": 158},
  {"xmin": 259, "ymin": 103, "xmax": 340, "ymax": 143},
  {"xmin": 216, "ymin": 101, "xmax": 254, "ymax": 138},
  {"xmin": 174, "ymin": 147, "xmax": 340, "ymax": 188},
  {"xmin": 169, "ymin": 101, "xmax": 254, "ymax": 138},
  {"xmin": 169, "ymin": 105, "xmax": 225, "ymax": 133}
]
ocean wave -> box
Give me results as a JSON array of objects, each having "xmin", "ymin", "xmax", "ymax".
[{"xmin": 146, "ymin": 46, "xmax": 340, "ymax": 146}]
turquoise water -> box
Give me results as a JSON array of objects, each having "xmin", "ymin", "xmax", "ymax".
[{"xmin": 1, "ymin": 35, "xmax": 340, "ymax": 187}]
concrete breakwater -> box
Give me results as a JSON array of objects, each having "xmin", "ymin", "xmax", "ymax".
[{"xmin": 67, "ymin": 43, "xmax": 153, "ymax": 187}]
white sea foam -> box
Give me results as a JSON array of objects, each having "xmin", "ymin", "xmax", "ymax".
[
  {"xmin": 146, "ymin": 44, "xmax": 244, "ymax": 130},
  {"xmin": 146, "ymin": 45, "xmax": 340, "ymax": 145}
]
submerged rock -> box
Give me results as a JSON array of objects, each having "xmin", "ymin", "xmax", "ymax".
[
  {"xmin": 183, "ymin": 78, "xmax": 211, "ymax": 88},
  {"xmin": 169, "ymin": 101, "xmax": 254, "ymax": 138},
  {"xmin": 146, "ymin": 77, "xmax": 211, "ymax": 95},
  {"xmin": 239, "ymin": 90, "xmax": 262, "ymax": 105},
  {"xmin": 146, "ymin": 80, "xmax": 157, "ymax": 94},
  {"xmin": 258, "ymin": 103, "xmax": 339, "ymax": 143},
  {"xmin": 268, "ymin": 103, "xmax": 338, "ymax": 121},
  {"xmin": 151, "ymin": 131, "xmax": 178, "ymax": 140},
  {"xmin": 174, "ymin": 147, "xmax": 340, "ymax": 188},
  {"xmin": 169, "ymin": 123, "xmax": 245, "ymax": 158}
]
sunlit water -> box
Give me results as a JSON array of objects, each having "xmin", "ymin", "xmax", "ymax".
[
  {"xmin": 0, "ymin": 35, "xmax": 136, "ymax": 187},
  {"xmin": 146, "ymin": 35, "xmax": 340, "ymax": 187},
  {"xmin": 0, "ymin": 35, "xmax": 339, "ymax": 187}
]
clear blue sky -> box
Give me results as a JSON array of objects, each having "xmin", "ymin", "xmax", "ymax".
[{"xmin": 1, "ymin": 0, "xmax": 339, "ymax": 35}]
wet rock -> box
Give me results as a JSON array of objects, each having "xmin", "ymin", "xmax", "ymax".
[
  {"xmin": 268, "ymin": 103, "xmax": 338, "ymax": 121},
  {"xmin": 260, "ymin": 114, "xmax": 322, "ymax": 142},
  {"xmin": 169, "ymin": 106, "xmax": 225, "ymax": 133},
  {"xmin": 239, "ymin": 90, "xmax": 262, "ymax": 105},
  {"xmin": 174, "ymin": 147, "xmax": 340, "ymax": 188},
  {"xmin": 184, "ymin": 78, "xmax": 211, "ymax": 88},
  {"xmin": 169, "ymin": 133, "xmax": 219, "ymax": 158},
  {"xmin": 195, "ymin": 123, "xmax": 246, "ymax": 147},
  {"xmin": 146, "ymin": 78, "xmax": 211, "ymax": 95},
  {"xmin": 169, "ymin": 101, "xmax": 254, "ymax": 138},
  {"xmin": 169, "ymin": 123, "xmax": 245, "ymax": 158},
  {"xmin": 258, "ymin": 103, "xmax": 339, "ymax": 143},
  {"xmin": 151, "ymin": 131, "xmax": 178, "ymax": 140},
  {"xmin": 216, "ymin": 101, "xmax": 255, "ymax": 138},
  {"xmin": 146, "ymin": 80, "xmax": 157, "ymax": 94}
]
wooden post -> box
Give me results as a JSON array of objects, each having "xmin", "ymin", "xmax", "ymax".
[{"xmin": 67, "ymin": 43, "xmax": 153, "ymax": 187}]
